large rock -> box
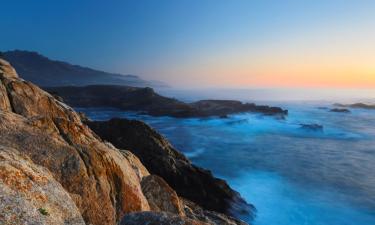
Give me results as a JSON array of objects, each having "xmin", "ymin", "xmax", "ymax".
[
  {"xmin": 0, "ymin": 146, "xmax": 85, "ymax": 225},
  {"xmin": 141, "ymin": 175, "xmax": 185, "ymax": 216},
  {"xmin": 120, "ymin": 211, "xmax": 209, "ymax": 225},
  {"xmin": 0, "ymin": 58, "xmax": 150, "ymax": 225},
  {"xmin": 86, "ymin": 118, "xmax": 254, "ymax": 217}
]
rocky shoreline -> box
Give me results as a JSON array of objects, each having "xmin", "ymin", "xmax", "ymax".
[
  {"xmin": 45, "ymin": 85, "xmax": 288, "ymax": 118},
  {"xmin": 0, "ymin": 58, "xmax": 252, "ymax": 224}
]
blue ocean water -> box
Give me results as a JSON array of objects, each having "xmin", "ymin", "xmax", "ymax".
[{"xmin": 78, "ymin": 103, "xmax": 375, "ymax": 225}]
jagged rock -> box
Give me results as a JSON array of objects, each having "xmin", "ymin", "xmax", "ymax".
[
  {"xmin": 0, "ymin": 58, "xmax": 150, "ymax": 225},
  {"xmin": 182, "ymin": 199, "xmax": 248, "ymax": 225},
  {"xmin": 0, "ymin": 59, "xmax": 18, "ymax": 78},
  {"xmin": 86, "ymin": 118, "xmax": 254, "ymax": 217},
  {"xmin": 120, "ymin": 211, "xmax": 209, "ymax": 225},
  {"xmin": 141, "ymin": 175, "xmax": 185, "ymax": 216},
  {"xmin": 0, "ymin": 146, "xmax": 85, "ymax": 225}
]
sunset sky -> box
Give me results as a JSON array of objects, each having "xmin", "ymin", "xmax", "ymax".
[{"xmin": 1, "ymin": 0, "xmax": 374, "ymax": 88}]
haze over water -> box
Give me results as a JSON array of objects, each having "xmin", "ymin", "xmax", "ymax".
[{"xmin": 79, "ymin": 90, "xmax": 375, "ymax": 225}]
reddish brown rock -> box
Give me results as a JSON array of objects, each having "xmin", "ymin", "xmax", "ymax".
[
  {"xmin": 0, "ymin": 146, "xmax": 85, "ymax": 225},
  {"xmin": 0, "ymin": 58, "xmax": 150, "ymax": 225},
  {"xmin": 141, "ymin": 175, "xmax": 185, "ymax": 216}
]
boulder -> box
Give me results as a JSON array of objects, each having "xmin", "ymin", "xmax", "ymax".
[{"xmin": 141, "ymin": 175, "xmax": 185, "ymax": 216}]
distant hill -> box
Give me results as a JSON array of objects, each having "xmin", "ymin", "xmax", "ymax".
[{"xmin": 2, "ymin": 50, "xmax": 168, "ymax": 87}]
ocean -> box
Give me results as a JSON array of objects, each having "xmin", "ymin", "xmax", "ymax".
[{"xmin": 77, "ymin": 91, "xmax": 375, "ymax": 225}]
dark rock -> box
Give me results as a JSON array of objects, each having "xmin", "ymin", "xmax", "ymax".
[
  {"xmin": 46, "ymin": 85, "xmax": 288, "ymax": 118},
  {"xmin": 86, "ymin": 118, "xmax": 255, "ymax": 218},
  {"xmin": 182, "ymin": 198, "xmax": 249, "ymax": 225},
  {"xmin": 120, "ymin": 212, "xmax": 209, "ymax": 225},
  {"xmin": 330, "ymin": 108, "xmax": 351, "ymax": 113},
  {"xmin": 299, "ymin": 124, "xmax": 324, "ymax": 132}
]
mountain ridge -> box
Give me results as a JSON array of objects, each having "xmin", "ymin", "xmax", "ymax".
[{"xmin": 1, "ymin": 50, "xmax": 168, "ymax": 88}]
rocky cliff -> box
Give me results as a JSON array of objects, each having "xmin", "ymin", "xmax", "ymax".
[
  {"xmin": 87, "ymin": 118, "xmax": 254, "ymax": 217},
  {"xmin": 0, "ymin": 58, "xmax": 250, "ymax": 224}
]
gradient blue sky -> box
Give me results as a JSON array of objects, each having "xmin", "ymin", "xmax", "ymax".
[{"xmin": 1, "ymin": 0, "xmax": 374, "ymax": 88}]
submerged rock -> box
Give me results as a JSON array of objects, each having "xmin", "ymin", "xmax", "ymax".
[
  {"xmin": 299, "ymin": 124, "xmax": 324, "ymax": 132},
  {"xmin": 330, "ymin": 108, "xmax": 351, "ymax": 113},
  {"xmin": 87, "ymin": 118, "xmax": 255, "ymax": 218}
]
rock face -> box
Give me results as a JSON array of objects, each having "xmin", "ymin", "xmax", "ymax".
[
  {"xmin": 86, "ymin": 118, "xmax": 254, "ymax": 217},
  {"xmin": 0, "ymin": 146, "xmax": 85, "ymax": 225},
  {"xmin": 45, "ymin": 85, "xmax": 288, "ymax": 118},
  {"xmin": 120, "ymin": 212, "xmax": 209, "ymax": 225},
  {"xmin": 0, "ymin": 58, "xmax": 150, "ymax": 225}
]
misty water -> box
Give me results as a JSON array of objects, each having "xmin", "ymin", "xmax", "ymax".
[{"xmin": 78, "ymin": 99, "xmax": 375, "ymax": 225}]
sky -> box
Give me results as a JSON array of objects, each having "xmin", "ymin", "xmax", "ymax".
[{"xmin": 1, "ymin": 0, "xmax": 375, "ymax": 88}]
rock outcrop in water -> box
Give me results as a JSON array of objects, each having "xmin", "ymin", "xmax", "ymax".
[
  {"xmin": 46, "ymin": 85, "xmax": 288, "ymax": 118},
  {"xmin": 299, "ymin": 123, "xmax": 324, "ymax": 132},
  {"xmin": 0, "ymin": 58, "xmax": 249, "ymax": 224},
  {"xmin": 330, "ymin": 108, "xmax": 351, "ymax": 113},
  {"xmin": 87, "ymin": 118, "xmax": 254, "ymax": 217},
  {"xmin": 334, "ymin": 103, "xmax": 375, "ymax": 110}
]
